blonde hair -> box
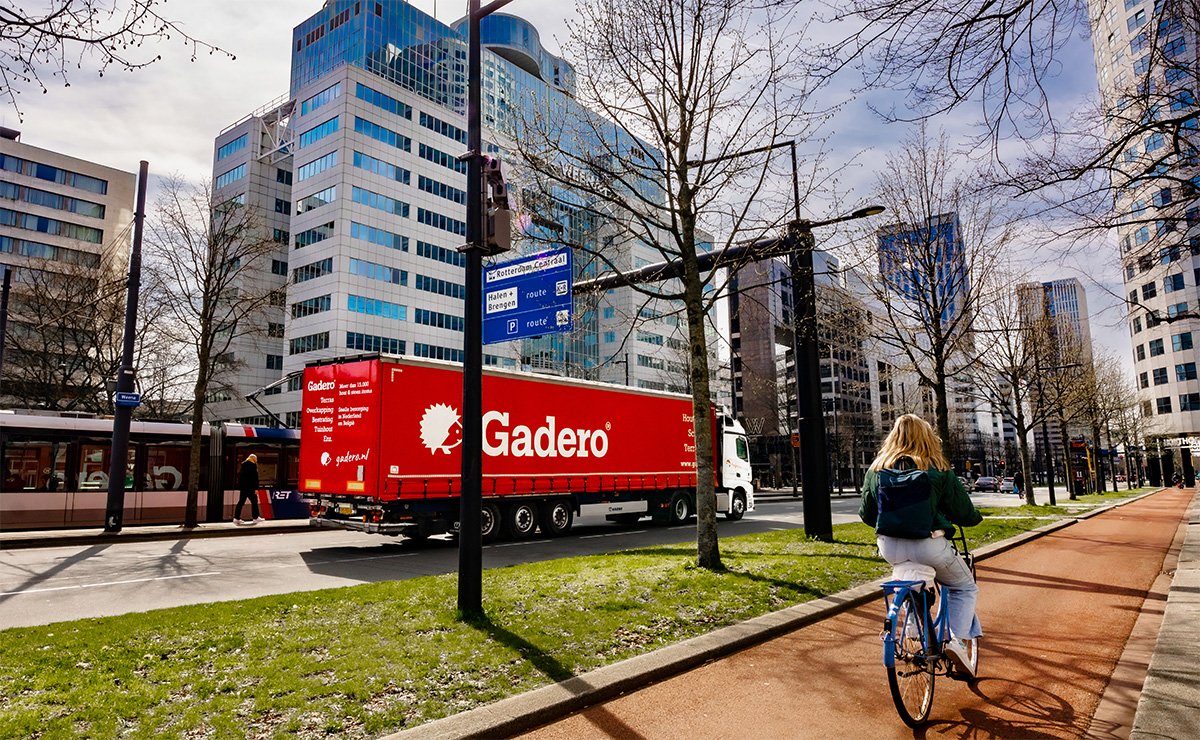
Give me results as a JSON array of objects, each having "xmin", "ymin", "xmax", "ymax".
[{"xmin": 868, "ymin": 414, "xmax": 950, "ymax": 472}]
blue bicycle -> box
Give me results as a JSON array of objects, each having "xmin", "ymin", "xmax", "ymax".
[{"xmin": 880, "ymin": 530, "xmax": 979, "ymax": 727}]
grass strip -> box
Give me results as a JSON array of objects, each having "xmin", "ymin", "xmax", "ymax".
[{"xmin": 0, "ymin": 516, "xmax": 1064, "ymax": 738}]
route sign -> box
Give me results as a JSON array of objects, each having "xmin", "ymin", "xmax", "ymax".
[
  {"xmin": 114, "ymin": 392, "xmax": 141, "ymax": 408},
  {"xmin": 482, "ymin": 248, "xmax": 573, "ymax": 344}
]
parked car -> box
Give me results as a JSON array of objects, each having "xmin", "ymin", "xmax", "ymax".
[
  {"xmin": 1001, "ymin": 476, "xmax": 1015, "ymax": 493},
  {"xmin": 972, "ymin": 475, "xmax": 999, "ymax": 492}
]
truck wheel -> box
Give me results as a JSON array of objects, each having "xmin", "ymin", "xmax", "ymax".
[
  {"xmin": 669, "ymin": 491, "xmax": 692, "ymax": 524},
  {"xmin": 505, "ymin": 502, "xmax": 539, "ymax": 539},
  {"xmin": 725, "ymin": 492, "xmax": 746, "ymax": 521},
  {"xmin": 539, "ymin": 499, "xmax": 573, "ymax": 537},
  {"xmin": 481, "ymin": 502, "xmax": 501, "ymax": 543}
]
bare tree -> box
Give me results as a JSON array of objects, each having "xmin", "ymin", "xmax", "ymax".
[
  {"xmin": 509, "ymin": 0, "xmax": 830, "ymax": 568},
  {"xmin": 144, "ymin": 177, "xmax": 278, "ymax": 528},
  {"xmin": 2, "ymin": 246, "xmax": 127, "ymax": 412},
  {"xmin": 846, "ymin": 126, "xmax": 1013, "ymax": 450},
  {"xmin": 0, "ymin": 0, "xmax": 232, "ymax": 118}
]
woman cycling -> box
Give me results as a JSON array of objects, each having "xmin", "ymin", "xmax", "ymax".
[{"xmin": 859, "ymin": 414, "xmax": 983, "ymax": 676}]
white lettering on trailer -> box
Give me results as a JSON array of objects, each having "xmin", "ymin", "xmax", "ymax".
[
  {"xmin": 307, "ymin": 380, "xmax": 335, "ymax": 391},
  {"xmin": 482, "ymin": 411, "xmax": 609, "ymax": 458}
]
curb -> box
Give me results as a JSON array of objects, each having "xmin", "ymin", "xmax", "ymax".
[
  {"xmin": 392, "ymin": 495, "xmax": 1154, "ymax": 739},
  {"xmin": 0, "ymin": 520, "xmax": 313, "ymax": 551}
]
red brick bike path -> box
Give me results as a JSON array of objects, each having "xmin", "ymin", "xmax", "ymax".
[{"xmin": 522, "ymin": 487, "xmax": 1193, "ymax": 739}]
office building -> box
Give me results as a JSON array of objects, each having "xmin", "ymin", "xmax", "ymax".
[
  {"xmin": 209, "ymin": 1, "xmax": 691, "ymax": 424},
  {"xmin": 0, "ymin": 128, "xmax": 136, "ymax": 410},
  {"xmin": 1089, "ymin": 0, "xmax": 1199, "ymax": 445}
]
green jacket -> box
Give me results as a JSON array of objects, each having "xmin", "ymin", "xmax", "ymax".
[{"xmin": 859, "ymin": 467, "xmax": 982, "ymax": 536}]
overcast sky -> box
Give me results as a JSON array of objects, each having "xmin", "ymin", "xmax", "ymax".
[{"xmin": 0, "ymin": 0, "xmax": 1130, "ymax": 363}]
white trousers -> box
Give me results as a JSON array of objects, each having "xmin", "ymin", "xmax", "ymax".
[{"xmin": 878, "ymin": 534, "xmax": 983, "ymax": 640}]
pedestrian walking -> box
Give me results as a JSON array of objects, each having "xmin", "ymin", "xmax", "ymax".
[
  {"xmin": 1013, "ymin": 470, "xmax": 1025, "ymax": 496},
  {"xmin": 235, "ymin": 453, "xmax": 263, "ymax": 525}
]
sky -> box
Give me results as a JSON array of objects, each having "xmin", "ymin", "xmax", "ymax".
[{"xmin": 0, "ymin": 0, "xmax": 1131, "ymax": 366}]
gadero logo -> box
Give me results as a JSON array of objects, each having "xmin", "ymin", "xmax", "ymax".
[
  {"xmin": 320, "ymin": 452, "xmax": 332, "ymax": 466},
  {"xmin": 418, "ymin": 402, "xmax": 610, "ymax": 458}
]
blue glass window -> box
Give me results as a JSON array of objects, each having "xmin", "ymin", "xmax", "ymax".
[
  {"xmin": 296, "ymin": 151, "xmax": 338, "ymax": 181},
  {"xmin": 300, "ymin": 82, "xmax": 342, "ymax": 116},
  {"xmin": 1153, "ymin": 367, "xmax": 1169, "ymax": 385},
  {"xmin": 294, "ymin": 221, "xmax": 335, "ymax": 248},
  {"xmin": 419, "ymin": 112, "xmax": 467, "ymax": 144},
  {"xmin": 418, "ymin": 143, "xmax": 468, "ymax": 174},
  {"xmin": 347, "ymin": 332, "xmax": 406, "ymax": 354},
  {"xmin": 289, "ymin": 331, "xmax": 330, "ymax": 355},
  {"xmin": 355, "ymin": 83, "xmax": 413, "ymax": 119},
  {"xmin": 416, "ymin": 207, "xmax": 466, "ymax": 236},
  {"xmin": 348, "ymin": 257, "xmax": 407, "ymax": 285},
  {"xmin": 416, "ymin": 240, "xmax": 466, "ymax": 267},
  {"xmin": 414, "ymin": 273, "xmax": 466, "ymax": 299},
  {"xmin": 353, "ymin": 116, "xmax": 411, "ymax": 152},
  {"xmin": 347, "ymin": 294, "xmax": 407, "ymax": 320},
  {"xmin": 216, "ymin": 133, "xmax": 248, "ymax": 160},
  {"xmin": 413, "ymin": 343, "xmax": 464, "ymax": 363},
  {"xmin": 291, "ymin": 294, "xmax": 332, "ymax": 317},
  {"xmin": 298, "ymin": 116, "xmax": 339, "ymax": 148},
  {"xmin": 296, "ymin": 186, "xmax": 336, "ymax": 214},
  {"xmin": 414, "ymin": 307, "xmax": 464, "ymax": 332},
  {"xmin": 350, "ymin": 221, "xmax": 408, "ymax": 251},
  {"xmin": 351, "ymin": 186, "xmax": 409, "ymax": 216},
  {"xmin": 353, "ymin": 151, "xmax": 410, "ymax": 184},
  {"xmin": 1176, "ymin": 362, "xmax": 1197, "ymax": 381},
  {"xmin": 418, "ymin": 175, "xmax": 467, "ymax": 205},
  {"xmin": 1174, "ymin": 332, "xmax": 1195, "ymax": 351},
  {"xmin": 215, "ymin": 163, "xmax": 246, "ymax": 189},
  {"xmin": 292, "ymin": 258, "xmax": 333, "ymax": 283}
]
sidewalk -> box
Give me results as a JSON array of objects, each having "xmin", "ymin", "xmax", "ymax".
[
  {"xmin": 395, "ymin": 487, "xmax": 1199, "ymax": 739},
  {"xmin": 0, "ymin": 517, "xmax": 312, "ymax": 551}
]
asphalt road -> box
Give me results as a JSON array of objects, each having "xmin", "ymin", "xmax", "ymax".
[
  {"xmin": 0, "ymin": 496, "xmax": 867, "ymax": 629},
  {"xmin": 521, "ymin": 486, "xmax": 1191, "ymax": 739}
]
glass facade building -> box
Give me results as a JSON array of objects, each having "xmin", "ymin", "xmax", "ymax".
[{"xmin": 210, "ymin": 0, "xmax": 690, "ymax": 423}]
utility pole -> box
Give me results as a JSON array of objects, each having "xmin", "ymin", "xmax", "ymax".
[{"xmin": 103, "ymin": 160, "xmax": 149, "ymax": 533}]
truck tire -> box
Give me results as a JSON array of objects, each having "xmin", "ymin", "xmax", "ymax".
[
  {"xmin": 669, "ymin": 491, "xmax": 692, "ymax": 525},
  {"xmin": 539, "ymin": 499, "xmax": 573, "ymax": 537},
  {"xmin": 504, "ymin": 502, "xmax": 539, "ymax": 539},
  {"xmin": 481, "ymin": 502, "xmax": 501, "ymax": 543},
  {"xmin": 725, "ymin": 492, "xmax": 747, "ymax": 521}
]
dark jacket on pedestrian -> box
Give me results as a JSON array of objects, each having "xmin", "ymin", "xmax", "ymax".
[
  {"xmin": 859, "ymin": 466, "xmax": 982, "ymax": 537},
  {"xmin": 238, "ymin": 458, "xmax": 259, "ymax": 496},
  {"xmin": 1013, "ymin": 471, "xmax": 1025, "ymax": 492}
]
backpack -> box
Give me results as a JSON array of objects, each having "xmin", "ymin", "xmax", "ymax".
[{"xmin": 875, "ymin": 467, "xmax": 934, "ymax": 539}]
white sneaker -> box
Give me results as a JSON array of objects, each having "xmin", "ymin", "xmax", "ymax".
[
  {"xmin": 944, "ymin": 638, "xmax": 975, "ymax": 678},
  {"xmin": 253, "ymin": 517, "xmax": 264, "ymax": 524},
  {"xmin": 233, "ymin": 519, "xmax": 244, "ymax": 525}
]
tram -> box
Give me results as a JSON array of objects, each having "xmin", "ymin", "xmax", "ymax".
[{"xmin": 0, "ymin": 412, "xmax": 301, "ymax": 530}]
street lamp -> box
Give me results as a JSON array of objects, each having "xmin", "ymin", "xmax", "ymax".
[{"xmin": 790, "ymin": 205, "xmax": 884, "ymax": 541}]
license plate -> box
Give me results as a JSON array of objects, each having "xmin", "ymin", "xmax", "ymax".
[{"xmin": 338, "ymin": 504, "xmax": 354, "ymax": 516}]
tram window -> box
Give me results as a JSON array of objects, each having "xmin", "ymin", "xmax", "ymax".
[
  {"xmin": 3, "ymin": 442, "xmax": 67, "ymax": 491},
  {"xmin": 79, "ymin": 444, "xmax": 135, "ymax": 490},
  {"xmin": 283, "ymin": 449, "xmax": 300, "ymax": 488},
  {"xmin": 145, "ymin": 444, "xmax": 191, "ymax": 491}
]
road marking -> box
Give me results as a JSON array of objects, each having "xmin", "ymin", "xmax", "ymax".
[
  {"xmin": 488, "ymin": 539, "xmax": 552, "ymax": 548},
  {"xmin": 579, "ymin": 530, "xmax": 648, "ymax": 539},
  {"xmin": 0, "ymin": 571, "xmax": 222, "ymax": 596}
]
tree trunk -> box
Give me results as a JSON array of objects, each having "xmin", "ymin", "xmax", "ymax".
[
  {"xmin": 1059, "ymin": 416, "xmax": 1076, "ymax": 500},
  {"xmin": 183, "ymin": 350, "xmax": 210, "ymax": 528}
]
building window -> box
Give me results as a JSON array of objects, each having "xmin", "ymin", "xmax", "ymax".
[
  {"xmin": 271, "ymin": 259, "xmax": 289, "ymax": 276},
  {"xmin": 273, "ymin": 228, "xmax": 290, "ymax": 245},
  {"xmin": 292, "ymin": 258, "xmax": 333, "ymax": 283},
  {"xmin": 216, "ymin": 133, "xmax": 248, "ymax": 161},
  {"xmin": 416, "ymin": 207, "xmax": 466, "ymax": 236},
  {"xmin": 348, "ymin": 257, "xmax": 406, "ymax": 285},
  {"xmin": 1141, "ymin": 281, "xmax": 1157, "ymax": 299},
  {"xmin": 1173, "ymin": 332, "xmax": 1193, "ymax": 351},
  {"xmin": 1176, "ymin": 362, "xmax": 1197, "ymax": 381},
  {"xmin": 1156, "ymin": 396, "xmax": 1173, "ymax": 414},
  {"xmin": 298, "ymin": 116, "xmax": 339, "ymax": 148},
  {"xmin": 1139, "ymin": 371, "xmax": 1149, "ymax": 389},
  {"xmin": 418, "ymin": 142, "xmax": 468, "ymax": 174},
  {"xmin": 417, "ymin": 175, "xmax": 467, "ymax": 205},
  {"xmin": 351, "ymin": 186, "xmax": 408, "ymax": 216},
  {"xmin": 1181, "ymin": 393, "xmax": 1200, "ymax": 411},
  {"xmin": 291, "ymin": 294, "xmax": 332, "ymax": 318},
  {"xmin": 266, "ymin": 354, "xmax": 283, "ymax": 370},
  {"xmin": 294, "ymin": 221, "xmax": 335, "ymax": 248},
  {"xmin": 353, "ymin": 116, "xmax": 411, "ymax": 152},
  {"xmin": 296, "ymin": 151, "xmax": 337, "ymax": 182},
  {"xmin": 214, "ymin": 163, "xmax": 246, "ymax": 189},
  {"xmin": 347, "ymin": 294, "xmax": 406, "ymax": 320},
  {"xmin": 0, "ymin": 207, "xmax": 103, "ymax": 243},
  {"xmin": 415, "ymin": 240, "xmax": 466, "ymax": 267},
  {"xmin": 353, "ymin": 151, "xmax": 410, "ymax": 184},
  {"xmin": 276, "ymin": 168, "xmax": 293, "ymax": 185},
  {"xmin": 268, "ymin": 323, "xmax": 285, "ymax": 339},
  {"xmin": 289, "ymin": 331, "xmax": 330, "ymax": 355},
  {"xmin": 355, "ymin": 82, "xmax": 413, "ymax": 119},
  {"xmin": 296, "ymin": 186, "xmax": 336, "ymax": 214},
  {"xmin": 412, "ymin": 342, "xmax": 464, "ymax": 363},
  {"xmin": 414, "ymin": 273, "xmax": 465, "ymax": 298},
  {"xmin": 275, "ymin": 198, "xmax": 290, "ymax": 214},
  {"xmin": 414, "ymin": 307, "xmax": 464, "ymax": 332},
  {"xmin": 1149, "ymin": 338, "xmax": 1165, "ymax": 356},
  {"xmin": 299, "ymin": 82, "xmax": 341, "ymax": 116},
  {"xmin": 350, "ymin": 222, "xmax": 408, "ymax": 251},
  {"xmin": 1167, "ymin": 301, "xmax": 1188, "ymax": 318},
  {"xmin": 1153, "ymin": 367, "xmax": 1168, "ymax": 385},
  {"xmin": 419, "ymin": 111, "xmax": 468, "ymax": 144},
  {"xmin": 1164, "ymin": 273, "xmax": 1185, "ymax": 292},
  {"xmin": 346, "ymin": 331, "xmax": 405, "ymax": 354},
  {"xmin": 1136, "ymin": 343, "xmax": 1146, "ymax": 361},
  {"xmin": 1132, "ymin": 316, "xmax": 1142, "ymax": 333}
]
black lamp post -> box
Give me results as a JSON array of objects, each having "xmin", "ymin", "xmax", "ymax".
[{"xmin": 459, "ymin": 0, "xmax": 515, "ymax": 617}]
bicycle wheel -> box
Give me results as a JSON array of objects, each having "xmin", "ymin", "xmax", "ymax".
[{"xmin": 887, "ymin": 592, "xmax": 935, "ymax": 727}]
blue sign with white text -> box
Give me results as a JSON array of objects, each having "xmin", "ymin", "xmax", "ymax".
[
  {"xmin": 114, "ymin": 392, "xmax": 141, "ymax": 408},
  {"xmin": 482, "ymin": 249, "xmax": 573, "ymax": 345}
]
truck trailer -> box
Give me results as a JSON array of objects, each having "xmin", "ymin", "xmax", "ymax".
[{"xmin": 300, "ymin": 355, "xmax": 754, "ymax": 541}]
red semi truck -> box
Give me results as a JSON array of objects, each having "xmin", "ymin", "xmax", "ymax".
[{"xmin": 300, "ymin": 355, "xmax": 754, "ymax": 541}]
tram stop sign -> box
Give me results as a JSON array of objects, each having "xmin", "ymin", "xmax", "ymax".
[
  {"xmin": 482, "ymin": 248, "xmax": 573, "ymax": 344},
  {"xmin": 114, "ymin": 392, "xmax": 141, "ymax": 408}
]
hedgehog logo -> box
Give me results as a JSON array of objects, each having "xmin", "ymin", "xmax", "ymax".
[
  {"xmin": 320, "ymin": 451, "xmax": 332, "ymax": 466},
  {"xmin": 420, "ymin": 403, "xmax": 463, "ymax": 454}
]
